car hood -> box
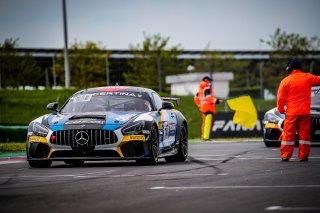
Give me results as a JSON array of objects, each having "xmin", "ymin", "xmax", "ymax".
[
  {"xmin": 47, "ymin": 111, "xmax": 143, "ymax": 131},
  {"xmin": 267, "ymin": 106, "xmax": 320, "ymax": 119}
]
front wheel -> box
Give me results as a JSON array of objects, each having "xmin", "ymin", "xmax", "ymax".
[
  {"xmin": 28, "ymin": 143, "xmax": 52, "ymax": 168},
  {"xmin": 165, "ymin": 124, "xmax": 188, "ymax": 163},
  {"xmin": 148, "ymin": 125, "xmax": 159, "ymax": 164},
  {"xmin": 136, "ymin": 125, "xmax": 158, "ymax": 165},
  {"xmin": 264, "ymin": 139, "xmax": 280, "ymax": 147}
]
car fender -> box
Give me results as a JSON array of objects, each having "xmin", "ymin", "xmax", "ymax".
[{"xmin": 174, "ymin": 111, "xmax": 188, "ymax": 143}]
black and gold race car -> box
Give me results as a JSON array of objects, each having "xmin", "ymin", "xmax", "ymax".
[{"xmin": 27, "ymin": 86, "xmax": 188, "ymax": 167}]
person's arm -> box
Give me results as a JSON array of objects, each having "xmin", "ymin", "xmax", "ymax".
[
  {"xmin": 310, "ymin": 73, "xmax": 320, "ymax": 85},
  {"xmin": 215, "ymin": 98, "xmax": 224, "ymax": 104},
  {"xmin": 194, "ymin": 93, "xmax": 200, "ymax": 107},
  {"xmin": 277, "ymin": 81, "xmax": 286, "ymax": 114}
]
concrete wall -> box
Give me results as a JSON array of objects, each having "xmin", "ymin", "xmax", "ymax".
[{"xmin": 166, "ymin": 72, "xmax": 234, "ymax": 98}]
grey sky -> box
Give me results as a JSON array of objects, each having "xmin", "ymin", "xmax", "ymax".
[{"xmin": 0, "ymin": 0, "xmax": 319, "ymax": 50}]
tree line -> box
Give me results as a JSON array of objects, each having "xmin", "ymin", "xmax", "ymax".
[{"xmin": 1, "ymin": 28, "xmax": 319, "ymax": 94}]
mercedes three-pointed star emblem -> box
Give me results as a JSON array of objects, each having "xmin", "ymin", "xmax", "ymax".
[{"xmin": 75, "ymin": 131, "xmax": 89, "ymax": 146}]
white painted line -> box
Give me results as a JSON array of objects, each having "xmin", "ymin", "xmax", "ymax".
[
  {"xmin": 265, "ymin": 206, "xmax": 320, "ymax": 211},
  {"xmin": 192, "ymin": 158, "xmax": 226, "ymax": 161},
  {"xmin": 76, "ymin": 170, "xmax": 114, "ymax": 176},
  {"xmin": 150, "ymin": 185, "xmax": 320, "ymax": 190},
  {"xmin": 0, "ymin": 160, "xmax": 25, "ymax": 165},
  {"xmin": 264, "ymin": 158, "xmax": 282, "ymax": 160},
  {"xmin": 7, "ymin": 170, "xmax": 115, "ymax": 179},
  {"xmin": 191, "ymin": 156, "xmax": 320, "ymax": 161},
  {"xmin": 191, "ymin": 154, "xmax": 227, "ymax": 157},
  {"xmin": 151, "ymin": 186, "xmax": 165, "ymax": 189},
  {"xmin": 217, "ymin": 173, "xmax": 229, "ymax": 176},
  {"xmin": 111, "ymin": 173, "xmax": 217, "ymax": 178},
  {"xmin": 73, "ymin": 175, "xmax": 99, "ymax": 178},
  {"xmin": 0, "ymin": 172, "xmax": 219, "ymax": 180},
  {"xmin": 145, "ymin": 173, "xmax": 215, "ymax": 177},
  {"xmin": 110, "ymin": 174, "xmax": 136, "ymax": 177}
]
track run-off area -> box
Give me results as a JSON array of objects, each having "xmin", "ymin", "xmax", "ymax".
[{"xmin": 1, "ymin": 141, "xmax": 320, "ymax": 213}]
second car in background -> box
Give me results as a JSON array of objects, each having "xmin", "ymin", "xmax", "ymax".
[{"xmin": 263, "ymin": 86, "xmax": 320, "ymax": 147}]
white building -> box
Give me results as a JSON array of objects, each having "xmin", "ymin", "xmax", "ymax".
[{"xmin": 165, "ymin": 72, "xmax": 234, "ymax": 98}]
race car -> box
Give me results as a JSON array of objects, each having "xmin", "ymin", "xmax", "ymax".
[
  {"xmin": 26, "ymin": 86, "xmax": 188, "ymax": 167},
  {"xmin": 263, "ymin": 86, "xmax": 320, "ymax": 147}
]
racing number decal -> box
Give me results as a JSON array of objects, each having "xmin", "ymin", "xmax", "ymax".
[{"xmin": 160, "ymin": 110, "xmax": 177, "ymax": 147}]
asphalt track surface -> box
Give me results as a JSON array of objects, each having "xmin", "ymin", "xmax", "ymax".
[{"xmin": 1, "ymin": 141, "xmax": 320, "ymax": 213}]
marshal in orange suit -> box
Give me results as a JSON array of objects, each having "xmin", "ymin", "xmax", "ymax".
[
  {"xmin": 194, "ymin": 76, "xmax": 223, "ymax": 141},
  {"xmin": 277, "ymin": 59, "xmax": 320, "ymax": 162}
]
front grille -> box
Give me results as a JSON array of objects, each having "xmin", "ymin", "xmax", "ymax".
[{"xmin": 50, "ymin": 129, "xmax": 118, "ymax": 146}]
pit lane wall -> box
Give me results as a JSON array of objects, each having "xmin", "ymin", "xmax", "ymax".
[{"xmin": 211, "ymin": 112, "xmax": 265, "ymax": 138}]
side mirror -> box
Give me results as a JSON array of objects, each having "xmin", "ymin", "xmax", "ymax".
[
  {"xmin": 47, "ymin": 102, "xmax": 58, "ymax": 111},
  {"xmin": 160, "ymin": 101, "xmax": 174, "ymax": 110}
]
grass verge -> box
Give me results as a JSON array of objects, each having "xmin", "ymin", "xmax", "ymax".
[{"xmin": 0, "ymin": 143, "xmax": 26, "ymax": 153}]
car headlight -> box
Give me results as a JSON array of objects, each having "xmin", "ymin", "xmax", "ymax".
[
  {"xmin": 264, "ymin": 113, "xmax": 281, "ymax": 124},
  {"xmin": 122, "ymin": 121, "xmax": 145, "ymax": 135},
  {"xmin": 32, "ymin": 122, "xmax": 49, "ymax": 137}
]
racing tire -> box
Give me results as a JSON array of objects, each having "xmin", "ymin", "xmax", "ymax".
[
  {"xmin": 137, "ymin": 125, "xmax": 158, "ymax": 165},
  {"xmin": 165, "ymin": 124, "xmax": 188, "ymax": 163},
  {"xmin": 264, "ymin": 140, "xmax": 280, "ymax": 147},
  {"xmin": 28, "ymin": 144, "xmax": 52, "ymax": 168}
]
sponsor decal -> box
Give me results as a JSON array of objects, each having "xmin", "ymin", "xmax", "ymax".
[
  {"xmin": 213, "ymin": 120, "xmax": 262, "ymax": 132},
  {"xmin": 29, "ymin": 136, "xmax": 46, "ymax": 142},
  {"xmin": 130, "ymin": 135, "xmax": 145, "ymax": 140},
  {"xmin": 90, "ymin": 91, "xmax": 146, "ymax": 98},
  {"xmin": 65, "ymin": 119, "xmax": 105, "ymax": 125},
  {"xmin": 142, "ymin": 130, "xmax": 150, "ymax": 134},
  {"xmin": 122, "ymin": 135, "xmax": 146, "ymax": 142},
  {"xmin": 212, "ymin": 112, "xmax": 265, "ymax": 138},
  {"xmin": 97, "ymin": 92, "xmax": 136, "ymax": 97},
  {"xmin": 52, "ymin": 115, "xmax": 63, "ymax": 124},
  {"xmin": 96, "ymin": 86, "xmax": 129, "ymax": 92},
  {"xmin": 169, "ymin": 124, "xmax": 177, "ymax": 130},
  {"xmin": 265, "ymin": 123, "xmax": 278, "ymax": 129},
  {"xmin": 70, "ymin": 94, "xmax": 93, "ymax": 102},
  {"xmin": 48, "ymin": 114, "xmax": 68, "ymax": 126}
]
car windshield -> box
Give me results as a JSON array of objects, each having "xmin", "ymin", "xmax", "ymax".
[{"xmin": 60, "ymin": 92, "xmax": 152, "ymax": 113}]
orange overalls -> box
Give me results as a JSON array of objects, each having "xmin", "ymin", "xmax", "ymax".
[
  {"xmin": 194, "ymin": 80, "xmax": 217, "ymax": 140},
  {"xmin": 277, "ymin": 69, "xmax": 320, "ymax": 160}
]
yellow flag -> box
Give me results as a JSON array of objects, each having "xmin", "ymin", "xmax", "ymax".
[{"xmin": 226, "ymin": 95, "xmax": 258, "ymax": 128}]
